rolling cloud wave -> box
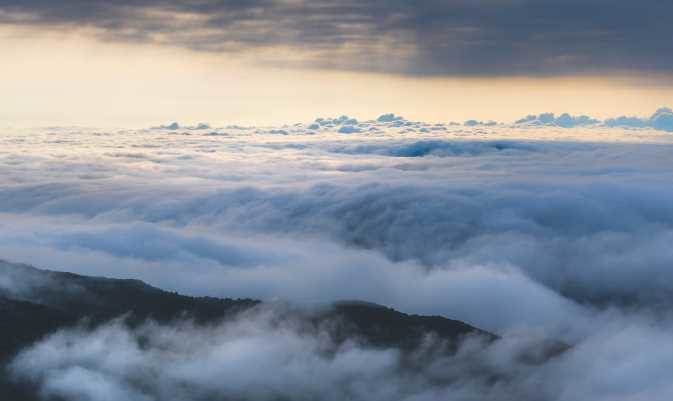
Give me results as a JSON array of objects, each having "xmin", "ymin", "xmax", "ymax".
[{"xmin": 2, "ymin": 119, "xmax": 673, "ymax": 399}]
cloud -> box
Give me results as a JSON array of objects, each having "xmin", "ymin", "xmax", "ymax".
[
  {"xmin": 338, "ymin": 125, "xmax": 362, "ymax": 134},
  {"xmin": 464, "ymin": 120, "xmax": 498, "ymax": 127},
  {"xmin": 151, "ymin": 122, "xmax": 213, "ymax": 131},
  {"xmin": 316, "ymin": 116, "xmax": 359, "ymax": 127},
  {"xmin": 0, "ymin": 218, "xmax": 588, "ymax": 336},
  {"xmin": 10, "ymin": 306, "xmax": 673, "ymax": 401},
  {"xmin": 511, "ymin": 108, "xmax": 673, "ymax": 132},
  {"xmin": 7, "ymin": 310, "xmax": 487, "ymax": 401},
  {"xmin": 515, "ymin": 113, "xmax": 599, "ymax": 128},
  {"xmin": 1, "ymin": 1, "xmax": 672, "ymax": 77},
  {"xmin": 603, "ymin": 116, "xmax": 649, "ymax": 129},
  {"xmin": 328, "ymin": 140, "xmax": 535, "ymax": 157},
  {"xmin": 155, "ymin": 122, "xmax": 180, "ymax": 130},
  {"xmin": 2, "ymin": 124, "xmax": 673, "ymax": 337},
  {"xmin": 651, "ymin": 107, "xmax": 673, "ymax": 132},
  {"xmin": 605, "ymin": 107, "xmax": 673, "ymax": 132},
  {"xmin": 377, "ymin": 114, "xmax": 404, "ymax": 123},
  {"xmin": 3, "ymin": 120, "xmax": 673, "ymax": 398}
]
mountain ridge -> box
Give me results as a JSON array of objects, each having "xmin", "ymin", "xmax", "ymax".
[{"xmin": 0, "ymin": 258, "xmax": 494, "ymax": 358}]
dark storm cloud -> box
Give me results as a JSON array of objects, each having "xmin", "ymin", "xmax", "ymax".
[{"xmin": 1, "ymin": 0, "xmax": 672, "ymax": 76}]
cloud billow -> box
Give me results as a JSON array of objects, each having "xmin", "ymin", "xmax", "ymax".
[
  {"xmin": 605, "ymin": 107, "xmax": 673, "ymax": 132},
  {"xmin": 9, "ymin": 304, "xmax": 673, "ymax": 401},
  {"xmin": 3, "ymin": 120, "xmax": 673, "ymax": 399},
  {"xmin": 512, "ymin": 107, "xmax": 673, "ymax": 132},
  {"xmin": 515, "ymin": 113, "xmax": 599, "ymax": 128},
  {"xmin": 2, "ymin": 124, "xmax": 673, "ymax": 321}
]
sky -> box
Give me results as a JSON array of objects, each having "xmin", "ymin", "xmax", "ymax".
[
  {"xmin": 3, "ymin": 3, "xmax": 673, "ymax": 399},
  {"xmin": 2, "ymin": 0, "xmax": 673, "ymax": 127}
]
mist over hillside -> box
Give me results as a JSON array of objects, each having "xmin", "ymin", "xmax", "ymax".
[
  {"xmin": 0, "ymin": 260, "xmax": 509, "ymax": 400},
  {"xmin": 2, "ymin": 119, "xmax": 673, "ymax": 400}
]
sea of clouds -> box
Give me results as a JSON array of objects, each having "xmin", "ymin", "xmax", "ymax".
[{"xmin": 2, "ymin": 113, "xmax": 673, "ymax": 400}]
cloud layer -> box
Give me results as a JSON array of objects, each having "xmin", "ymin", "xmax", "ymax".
[
  {"xmin": 2, "ymin": 118, "xmax": 673, "ymax": 398},
  {"xmin": 1, "ymin": 1, "xmax": 672, "ymax": 77}
]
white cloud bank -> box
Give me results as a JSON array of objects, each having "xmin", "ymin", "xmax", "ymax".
[
  {"xmin": 2, "ymin": 117, "xmax": 673, "ymax": 399},
  {"xmin": 514, "ymin": 107, "xmax": 673, "ymax": 131}
]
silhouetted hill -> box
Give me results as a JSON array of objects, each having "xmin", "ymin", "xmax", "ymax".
[
  {"xmin": 0, "ymin": 260, "xmax": 260, "ymax": 323},
  {"xmin": 0, "ymin": 259, "xmax": 498, "ymax": 400},
  {"xmin": 326, "ymin": 300, "xmax": 495, "ymax": 350},
  {"xmin": 0, "ymin": 260, "xmax": 493, "ymax": 352}
]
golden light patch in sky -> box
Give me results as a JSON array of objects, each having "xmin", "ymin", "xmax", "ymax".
[{"xmin": 1, "ymin": 26, "xmax": 672, "ymax": 127}]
